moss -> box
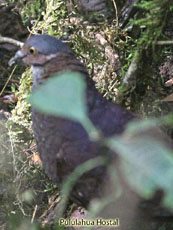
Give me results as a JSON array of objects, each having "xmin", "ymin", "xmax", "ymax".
[
  {"xmin": 8, "ymin": 68, "xmax": 33, "ymax": 143},
  {"xmin": 8, "ymin": 0, "xmax": 45, "ymax": 25}
]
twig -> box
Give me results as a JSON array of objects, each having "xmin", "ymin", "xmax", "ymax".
[
  {"xmin": 112, "ymin": 0, "xmax": 119, "ymax": 27},
  {"xmin": 103, "ymin": 81, "xmax": 117, "ymax": 98},
  {"xmin": 8, "ymin": 126, "xmax": 16, "ymax": 176},
  {"xmin": 0, "ymin": 36, "xmax": 23, "ymax": 47},
  {"xmin": 156, "ymin": 40, "xmax": 173, "ymax": 45},
  {"xmin": 0, "ymin": 66, "xmax": 17, "ymax": 97},
  {"xmin": 31, "ymin": 205, "xmax": 38, "ymax": 223}
]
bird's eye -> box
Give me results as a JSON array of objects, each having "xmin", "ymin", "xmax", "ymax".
[{"xmin": 29, "ymin": 46, "xmax": 37, "ymax": 55}]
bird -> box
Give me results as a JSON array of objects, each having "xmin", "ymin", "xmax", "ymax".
[
  {"xmin": 9, "ymin": 34, "xmax": 136, "ymax": 205},
  {"xmin": 9, "ymin": 35, "xmax": 173, "ymax": 229}
]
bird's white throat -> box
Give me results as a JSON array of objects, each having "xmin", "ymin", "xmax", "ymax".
[{"xmin": 32, "ymin": 65, "xmax": 45, "ymax": 88}]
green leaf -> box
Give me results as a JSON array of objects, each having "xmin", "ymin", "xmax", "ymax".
[
  {"xmin": 29, "ymin": 71, "xmax": 99, "ymax": 140},
  {"xmin": 126, "ymin": 115, "xmax": 173, "ymax": 135},
  {"xmin": 106, "ymin": 132, "xmax": 173, "ymax": 208},
  {"xmin": 126, "ymin": 119, "xmax": 158, "ymax": 135},
  {"xmin": 57, "ymin": 156, "xmax": 106, "ymax": 217}
]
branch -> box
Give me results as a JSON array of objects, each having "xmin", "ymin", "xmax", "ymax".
[
  {"xmin": 119, "ymin": 0, "xmax": 139, "ymax": 28},
  {"xmin": 0, "ymin": 36, "xmax": 23, "ymax": 47},
  {"xmin": 122, "ymin": 51, "xmax": 139, "ymax": 87},
  {"xmin": 116, "ymin": 51, "xmax": 139, "ymax": 103}
]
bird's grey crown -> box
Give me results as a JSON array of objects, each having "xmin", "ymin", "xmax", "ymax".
[{"xmin": 25, "ymin": 35, "xmax": 70, "ymax": 55}]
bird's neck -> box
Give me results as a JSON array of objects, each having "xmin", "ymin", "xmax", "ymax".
[
  {"xmin": 31, "ymin": 52, "xmax": 96, "ymax": 91},
  {"xmin": 31, "ymin": 65, "xmax": 45, "ymax": 89}
]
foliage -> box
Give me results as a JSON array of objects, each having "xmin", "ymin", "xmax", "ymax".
[
  {"xmin": 8, "ymin": 0, "xmax": 45, "ymax": 25},
  {"xmin": 119, "ymin": 0, "xmax": 173, "ymax": 114},
  {"xmin": 134, "ymin": 0, "xmax": 170, "ymax": 49}
]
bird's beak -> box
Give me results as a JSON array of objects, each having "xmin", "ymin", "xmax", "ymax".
[{"xmin": 8, "ymin": 50, "xmax": 26, "ymax": 66}]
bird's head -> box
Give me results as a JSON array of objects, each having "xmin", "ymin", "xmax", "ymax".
[
  {"xmin": 9, "ymin": 34, "xmax": 70, "ymax": 66},
  {"xmin": 9, "ymin": 34, "xmax": 90, "ymax": 88}
]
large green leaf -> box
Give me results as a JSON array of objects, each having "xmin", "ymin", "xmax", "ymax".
[
  {"xmin": 29, "ymin": 71, "xmax": 99, "ymax": 139},
  {"xmin": 107, "ymin": 130, "xmax": 173, "ymax": 208}
]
